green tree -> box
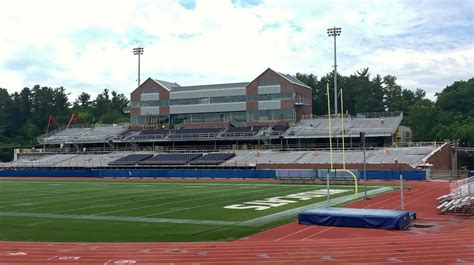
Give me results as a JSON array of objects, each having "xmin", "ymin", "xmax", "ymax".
[
  {"xmin": 0, "ymin": 88, "xmax": 13, "ymax": 135},
  {"xmin": 436, "ymin": 78, "xmax": 474, "ymax": 115},
  {"xmin": 73, "ymin": 92, "xmax": 92, "ymax": 109}
]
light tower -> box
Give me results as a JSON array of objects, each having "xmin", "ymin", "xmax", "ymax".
[
  {"xmin": 133, "ymin": 47, "xmax": 144, "ymax": 87},
  {"xmin": 327, "ymin": 27, "xmax": 341, "ymax": 115}
]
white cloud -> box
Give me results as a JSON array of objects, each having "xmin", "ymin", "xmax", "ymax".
[{"xmin": 0, "ymin": 0, "xmax": 472, "ymax": 102}]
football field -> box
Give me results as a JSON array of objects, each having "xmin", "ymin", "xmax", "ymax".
[{"xmin": 0, "ymin": 179, "xmax": 385, "ymax": 242}]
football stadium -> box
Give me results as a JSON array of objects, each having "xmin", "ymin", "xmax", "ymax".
[{"xmin": 0, "ymin": 67, "xmax": 473, "ymax": 264}]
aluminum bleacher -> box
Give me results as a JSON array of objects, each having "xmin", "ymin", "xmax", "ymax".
[
  {"xmin": 39, "ymin": 125, "xmax": 128, "ymax": 144},
  {"xmin": 4, "ymin": 154, "xmax": 78, "ymax": 167},
  {"xmin": 108, "ymin": 154, "xmax": 153, "ymax": 166},
  {"xmin": 55, "ymin": 153, "xmax": 132, "ymax": 167},
  {"xmin": 139, "ymin": 153, "xmax": 203, "ymax": 165},
  {"xmin": 285, "ymin": 113, "xmax": 403, "ymax": 138},
  {"xmin": 188, "ymin": 153, "xmax": 235, "ymax": 165},
  {"xmin": 437, "ymin": 177, "xmax": 474, "ymax": 215}
]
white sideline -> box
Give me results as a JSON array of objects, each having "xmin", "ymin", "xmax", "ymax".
[{"xmin": 0, "ymin": 211, "xmax": 240, "ymax": 226}]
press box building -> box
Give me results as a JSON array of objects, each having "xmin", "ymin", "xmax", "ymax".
[{"xmin": 130, "ymin": 68, "xmax": 312, "ymax": 127}]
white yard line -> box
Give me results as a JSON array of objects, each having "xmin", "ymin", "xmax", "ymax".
[
  {"xmin": 94, "ymin": 185, "xmax": 289, "ymax": 216},
  {"xmin": 21, "ymin": 185, "xmax": 201, "ymax": 213},
  {"xmin": 52, "ymin": 185, "xmax": 238, "ymax": 215},
  {"xmin": 138, "ymin": 186, "xmax": 293, "ymax": 218}
]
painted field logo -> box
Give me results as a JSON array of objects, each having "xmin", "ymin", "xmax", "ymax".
[{"xmin": 224, "ymin": 189, "xmax": 346, "ymax": 211}]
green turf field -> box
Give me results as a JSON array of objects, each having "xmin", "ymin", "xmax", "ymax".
[{"xmin": 0, "ymin": 179, "xmax": 383, "ymax": 242}]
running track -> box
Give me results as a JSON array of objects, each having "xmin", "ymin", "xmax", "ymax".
[{"xmin": 0, "ymin": 181, "xmax": 472, "ymax": 264}]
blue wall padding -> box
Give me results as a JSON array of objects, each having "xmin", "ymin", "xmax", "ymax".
[
  {"xmin": 0, "ymin": 168, "xmax": 425, "ymax": 180},
  {"xmin": 358, "ymin": 170, "xmax": 427, "ymax": 180},
  {"xmin": 0, "ymin": 169, "xmax": 276, "ymax": 179}
]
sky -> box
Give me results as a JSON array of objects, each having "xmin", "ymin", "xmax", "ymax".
[{"xmin": 0, "ymin": 0, "xmax": 472, "ymax": 101}]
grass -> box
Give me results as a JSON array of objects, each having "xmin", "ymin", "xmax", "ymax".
[{"xmin": 0, "ymin": 179, "xmax": 380, "ymax": 242}]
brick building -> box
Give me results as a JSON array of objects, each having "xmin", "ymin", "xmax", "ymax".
[{"xmin": 130, "ymin": 68, "xmax": 312, "ymax": 127}]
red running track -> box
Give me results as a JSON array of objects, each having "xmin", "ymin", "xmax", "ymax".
[{"xmin": 0, "ymin": 181, "xmax": 473, "ymax": 264}]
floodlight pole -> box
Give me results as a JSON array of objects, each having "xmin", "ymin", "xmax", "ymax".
[
  {"xmin": 133, "ymin": 47, "xmax": 144, "ymax": 87},
  {"xmin": 327, "ymin": 27, "xmax": 341, "ymax": 115}
]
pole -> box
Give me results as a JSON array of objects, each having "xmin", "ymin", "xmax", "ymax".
[
  {"xmin": 340, "ymin": 89, "xmax": 345, "ymax": 169},
  {"xmin": 333, "ymin": 33, "xmax": 338, "ymax": 115},
  {"xmin": 138, "ymin": 51, "xmax": 141, "ymax": 87},
  {"xmin": 400, "ymin": 168, "xmax": 405, "ymax": 210},
  {"xmin": 133, "ymin": 47, "xmax": 144, "ymax": 87},
  {"xmin": 326, "ymin": 170, "xmax": 330, "ymax": 207},
  {"xmin": 326, "ymin": 82, "xmax": 333, "ymax": 207},
  {"xmin": 363, "ymin": 136, "xmax": 367, "ymax": 200}
]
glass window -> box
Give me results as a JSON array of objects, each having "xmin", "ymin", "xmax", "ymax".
[
  {"xmin": 258, "ymin": 79, "xmax": 280, "ymax": 86},
  {"xmin": 247, "ymin": 93, "xmax": 295, "ymax": 102}
]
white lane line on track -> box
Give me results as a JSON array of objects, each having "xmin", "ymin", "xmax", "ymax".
[
  {"xmin": 274, "ymin": 226, "xmax": 315, "ymax": 242},
  {"xmin": 302, "ymin": 227, "xmax": 334, "ymax": 241}
]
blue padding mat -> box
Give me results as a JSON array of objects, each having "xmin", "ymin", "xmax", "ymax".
[{"xmin": 299, "ymin": 208, "xmax": 415, "ymax": 230}]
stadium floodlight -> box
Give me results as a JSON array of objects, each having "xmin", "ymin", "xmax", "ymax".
[
  {"xmin": 133, "ymin": 47, "xmax": 144, "ymax": 87},
  {"xmin": 327, "ymin": 27, "xmax": 341, "ymax": 115}
]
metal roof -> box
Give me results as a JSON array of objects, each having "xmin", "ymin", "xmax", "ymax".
[
  {"xmin": 153, "ymin": 79, "xmax": 180, "ymax": 90},
  {"xmin": 277, "ymin": 72, "xmax": 311, "ymax": 88},
  {"xmin": 171, "ymin": 82, "xmax": 249, "ymax": 92}
]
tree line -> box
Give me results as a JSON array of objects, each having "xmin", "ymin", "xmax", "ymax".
[
  {"xmin": 296, "ymin": 69, "xmax": 473, "ymax": 147},
  {"xmin": 0, "ymin": 87, "xmax": 129, "ymax": 160},
  {"xmin": 0, "ymin": 69, "xmax": 472, "ymax": 162}
]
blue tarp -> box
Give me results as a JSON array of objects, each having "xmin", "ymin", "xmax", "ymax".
[{"xmin": 298, "ymin": 208, "xmax": 414, "ymax": 230}]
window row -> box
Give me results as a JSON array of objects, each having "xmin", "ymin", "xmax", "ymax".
[{"xmin": 131, "ymin": 93, "xmax": 297, "ymax": 107}]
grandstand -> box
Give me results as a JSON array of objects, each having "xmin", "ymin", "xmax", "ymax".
[
  {"xmin": 1, "ymin": 144, "xmax": 445, "ymax": 172},
  {"xmin": 284, "ymin": 112, "xmax": 403, "ymax": 138},
  {"xmin": 36, "ymin": 112, "xmax": 406, "ymax": 147},
  {"xmin": 39, "ymin": 124, "xmax": 129, "ymax": 144}
]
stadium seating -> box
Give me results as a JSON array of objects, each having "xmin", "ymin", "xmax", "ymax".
[
  {"xmin": 55, "ymin": 153, "xmax": 133, "ymax": 167},
  {"xmin": 222, "ymin": 127, "xmax": 255, "ymax": 137},
  {"xmin": 188, "ymin": 153, "xmax": 236, "ymax": 165},
  {"xmin": 140, "ymin": 129, "xmax": 170, "ymax": 136},
  {"xmin": 437, "ymin": 178, "xmax": 473, "ymax": 215},
  {"xmin": 168, "ymin": 128, "xmax": 225, "ymax": 139},
  {"xmin": 272, "ymin": 125, "xmax": 289, "ymax": 132},
  {"xmin": 109, "ymin": 154, "xmax": 154, "ymax": 166},
  {"xmin": 40, "ymin": 125, "xmax": 129, "ymax": 144},
  {"xmin": 284, "ymin": 115, "xmax": 403, "ymax": 138},
  {"xmin": 138, "ymin": 153, "xmax": 203, "ymax": 165}
]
